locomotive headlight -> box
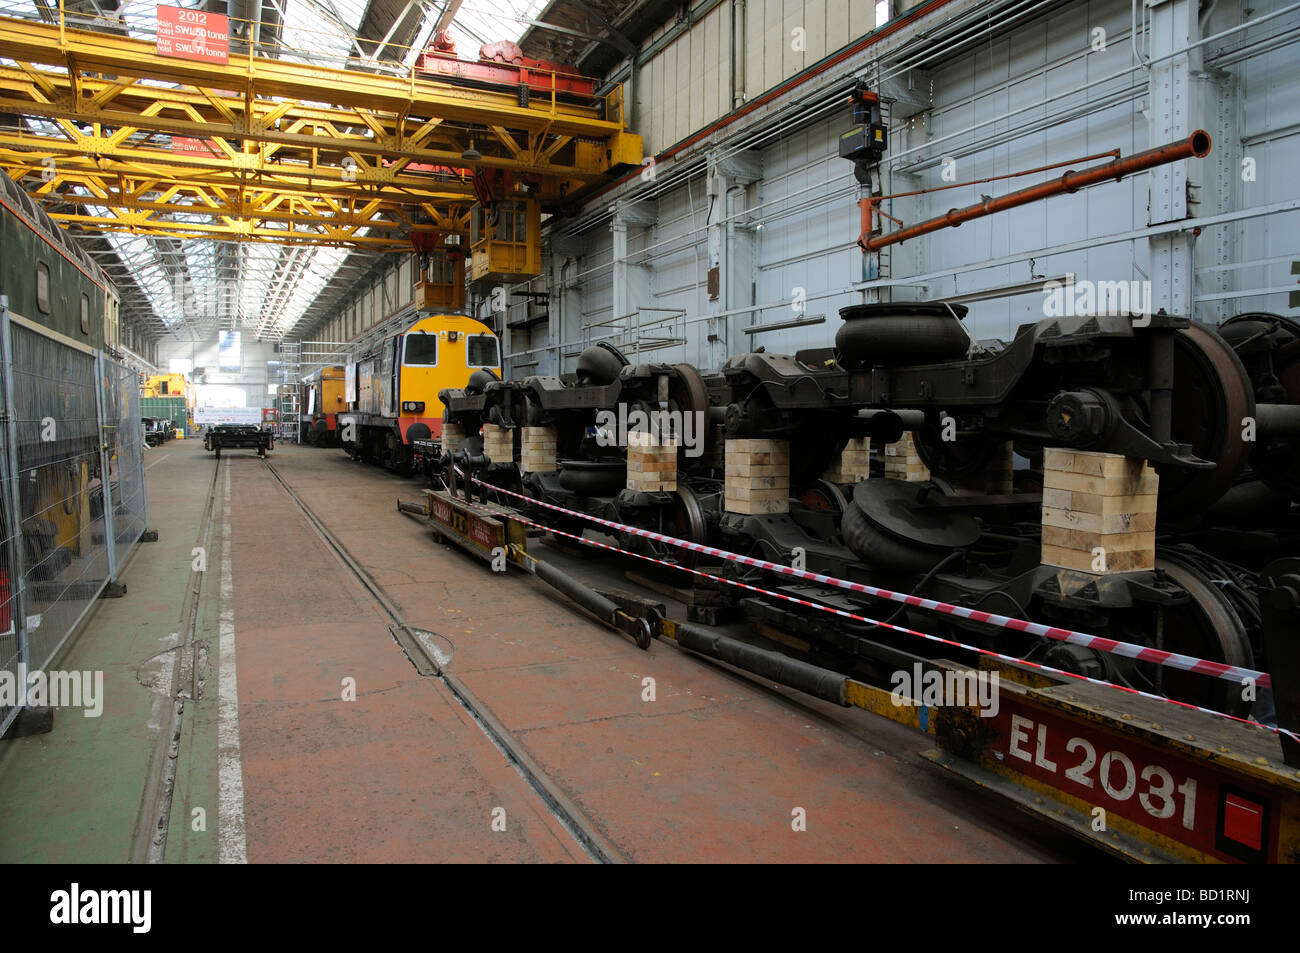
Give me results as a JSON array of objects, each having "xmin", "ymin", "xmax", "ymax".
[
  {"xmin": 402, "ymin": 401, "xmax": 425, "ymax": 413},
  {"xmin": 448, "ymin": 331, "xmax": 459, "ymax": 343}
]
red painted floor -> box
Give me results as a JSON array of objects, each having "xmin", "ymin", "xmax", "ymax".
[{"xmin": 227, "ymin": 455, "xmax": 584, "ymax": 862}]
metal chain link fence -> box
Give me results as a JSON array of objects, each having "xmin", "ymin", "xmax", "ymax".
[{"xmin": 0, "ymin": 306, "xmax": 149, "ymax": 736}]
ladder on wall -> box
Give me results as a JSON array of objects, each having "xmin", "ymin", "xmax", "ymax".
[
  {"xmin": 276, "ymin": 341, "xmax": 302, "ymax": 443},
  {"xmin": 874, "ymin": 97, "xmax": 891, "ymax": 295}
]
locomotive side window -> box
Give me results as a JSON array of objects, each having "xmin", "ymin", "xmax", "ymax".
[
  {"xmin": 403, "ymin": 332, "xmax": 438, "ymax": 366},
  {"xmin": 467, "ymin": 334, "xmax": 499, "ymax": 368},
  {"xmin": 80, "ymin": 293, "xmax": 90, "ymax": 334},
  {"xmin": 36, "ymin": 261, "xmax": 50, "ymax": 313}
]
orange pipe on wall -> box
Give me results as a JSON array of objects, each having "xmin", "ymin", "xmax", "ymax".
[{"xmin": 861, "ymin": 130, "xmax": 1212, "ymax": 252}]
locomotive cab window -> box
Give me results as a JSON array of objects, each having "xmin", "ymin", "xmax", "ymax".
[
  {"xmin": 79, "ymin": 293, "xmax": 90, "ymax": 335},
  {"xmin": 35, "ymin": 261, "xmax": 50, "ymax": 313},
  {"xmin": 467, "ymin": 334, "xmax": 499, "ymax": 368},
  {"xmin": 403, "ymin": 332, "xmax": 438, "ymax": 366}
]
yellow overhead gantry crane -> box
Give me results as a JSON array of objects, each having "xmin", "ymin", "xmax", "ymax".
[{"xmin": 0, "ymin": 10, "xmax": 642, "ymax": 251}]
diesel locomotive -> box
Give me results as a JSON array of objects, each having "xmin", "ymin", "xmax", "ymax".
[
  {"xmin": 339, "ymin": 312, "xmax": 500, "ymax": 473},
  {"xmin": 302, "ymin": 364, "xmax": 346, "ymax": 446}
]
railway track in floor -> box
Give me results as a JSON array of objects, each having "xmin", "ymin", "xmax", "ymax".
[
  {"xmin": 130, "ymin": 454, "xmax": 221, "ymax": 864},
  {"xmin": 258, "ymin": 457, "xmax": 625, "ymax": 864}
]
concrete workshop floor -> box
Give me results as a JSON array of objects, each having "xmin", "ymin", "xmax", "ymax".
[{"xmin": 0, "ymin": 438, "xmax": 1095, "ymax": 863}]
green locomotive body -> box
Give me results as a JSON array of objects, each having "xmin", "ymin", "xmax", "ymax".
[{"xmin": 0, "ymin": 170, "xmax": 119, "ymax": 350}]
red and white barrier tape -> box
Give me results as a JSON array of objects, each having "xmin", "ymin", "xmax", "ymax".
[
  {"xmin": 470, "ymin": 477, "xmax": 1272, "ymax": 690},
  {"xmin": 445, "ymin": 477, "xmax": 1297, "ymax": 744}
]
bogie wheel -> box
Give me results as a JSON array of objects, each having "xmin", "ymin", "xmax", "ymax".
[
  {"xmin": 1220, "ymin": 312, "xmax": 1300, "ymax": 501},
  {"xmin": 797, "ymin": 479, "xmax": 850, "ymax": 516},
  {"xmin": 668, "ymin": 364, "xmax": 715, "ymax": 457},
  {"xmin": 666, "ymin": 484, "xmax": 709, "ymax": 567},
  {"xmin": 1133, "ymin": 554, "xmax": 1256, "ymax": 715},
  {"xmin": 1159, "ymin": 322, "xmax": 1256, "ymax": 517}
]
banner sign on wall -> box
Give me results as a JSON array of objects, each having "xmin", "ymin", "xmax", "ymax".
[{"xmin": 194, "ymin": 406, "xmax": 262, "ymax": 426}]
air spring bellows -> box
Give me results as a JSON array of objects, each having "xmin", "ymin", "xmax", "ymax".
[
  {"xmin": 465, "ymin": 368, "xmax": 500, "ymax": 395},
  {"xmin": 558, "ymin": 459, "xmax": 627, "ymax": 496},
  {"xmin": 575, "ymin": 342, "xmax": 629, "ymax": 385},
  {"xmin": 835, "ymin": 302, "xmax": 970, "ymax": 369},
  {"xmin": 840, "ymin": 479, "xmax": 980, "ymax": 573}
]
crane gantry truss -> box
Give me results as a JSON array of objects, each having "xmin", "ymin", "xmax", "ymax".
[{"xmin": 0, "ymin": 13, "xmax": 642, "ymax": 249}]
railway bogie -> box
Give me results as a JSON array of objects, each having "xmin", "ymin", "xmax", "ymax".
[{"xmin": 441, "ymin": 304, "xmax": 1298, "ymax": 726}]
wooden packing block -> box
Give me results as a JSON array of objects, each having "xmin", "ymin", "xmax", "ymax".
[
  {"xmin": 727, "ymin": 438, "xmax": 791, "ymax": 453},
  {"xmin": 883, "ymin": 433, "xmax": 921, "ymax": 456},
  {"xmin": 628, "ymin": 452, "xmax": 679, "ymax": 465},
  {"xmin": 881, "ymin": 434, "xmax": 929, "ymax": 482},
  {"xmin": 725, "ymin": 462, "xmax": 788, "ymax": 478},
  {"xmin": 1041, "ymin": 469, "xmax": 1158, "ymax": 498},
  {"xmin": 441, "ymin": 423, "xmax": 465, "ymax": 455},
  {"xmin": 1041, "ymin": 544, "xmax": 1155, "ymax": 573},
  {"xmin": 1041, "ymin": 506, "xmax": 1157, "ymax": 535},
  {"xmin": 627, "ymin": 478, "xmax": 677, "ymax": 492},
  {"xmin": 886, "ymin": 467, "xmax": 931, "ymax": 483},
  {"xmin": 726, "ymin": 496, "xmax": 790, "ymax": 515},
  {"xmin": 1041, "ymin": 525, "xmax": 1154, "ymax": 553},
  {"xmin": 626, "ymin": 458, "xmax": 675, "ymax": 473},
  {"xmin": 1044, "ymin": 448, "xmax": 1147, "ymax": 477},
  {"xmin": 627, "ymin": 430, "xmax": 679, "ymax": 449},
  {"xmin": 1042, "ymin": 449, "xmax": 1158, "ymax": 493},
  {"xmin": 725, "ymin": 485, "xmax": 791, "ymax": 502},
  {"xmin": 724, "ymin": 474, "xmax": 788, "ymax": 491},
  {"xmin": 1040, "ymin": 487, "xmax": 1160, "ymax": 515},
  {"xmin": 726, "ymin": 452, "xmax": 790, "ymax": 469}
]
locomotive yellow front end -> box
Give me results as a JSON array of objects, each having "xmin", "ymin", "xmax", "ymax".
[{"xmin": 395, "ymin": 313, "xmax": 500, "ymax": 445}]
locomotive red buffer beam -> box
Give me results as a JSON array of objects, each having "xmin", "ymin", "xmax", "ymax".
[{"xmin": 860, "ymin": 131, "xmax": 1212, "ymax": 252}]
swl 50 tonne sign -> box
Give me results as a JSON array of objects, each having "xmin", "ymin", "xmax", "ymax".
[{"xmin": 156, "ymin": 5, "xmax": 229, "ymax": 65}]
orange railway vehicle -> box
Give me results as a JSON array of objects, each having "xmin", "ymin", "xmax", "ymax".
[{"xmin": 302, "ymin": 364, "xmax": 347, "ymax": 446}]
